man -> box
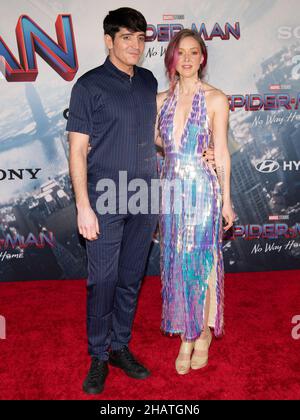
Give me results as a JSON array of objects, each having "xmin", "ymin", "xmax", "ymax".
[
  {"xmin": 67, "ymin": 7, "xmax": 159, "ymax": 395},
  {"xmin": 67, "ymin": 7, "xmax": 214, "ymax": 394}
]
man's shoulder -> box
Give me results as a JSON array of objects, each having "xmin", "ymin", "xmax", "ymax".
[
  {"xmin": 75, "ymin": 65, "xmax": 105, "ymax": 89},
  {"xmin": 137, "ymin": 66, "xmax": 157, "ymax": 82}
]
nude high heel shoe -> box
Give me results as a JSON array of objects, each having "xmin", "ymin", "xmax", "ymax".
[
  {"xmin": 175, "ymin": 341, "xmax": 194, "ymax": 375},
  {"xmin": 191, "ymin": 329, "xmax": 212, "ymax": 370}
]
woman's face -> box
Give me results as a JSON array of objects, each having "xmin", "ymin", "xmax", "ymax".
[{"xmin": 175, "ymin": 36, "xmax": 203, "ymax": 79}]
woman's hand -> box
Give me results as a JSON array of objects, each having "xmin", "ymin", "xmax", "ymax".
[
  {"xmin": 222, "ymin": 201, "xmax": 236, "ymax": 231},
  {"xmin": 203, "ymin": 147, "xmax": 216, "ymax": 169}
]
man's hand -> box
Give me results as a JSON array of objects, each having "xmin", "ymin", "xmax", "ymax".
[
  {"xmin": 77, "ymin": 206, "xmax": 100, "ymax": 241},
  {"xmin": 202, "ymin": 146, "xmax": 216, "ymax": 169}
]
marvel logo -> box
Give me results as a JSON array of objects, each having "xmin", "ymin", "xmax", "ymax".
[{"xmin": 163, "ymin": 14, "xmax": 185, "ymax": 20}]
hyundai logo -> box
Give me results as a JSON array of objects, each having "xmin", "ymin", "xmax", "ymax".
[{"xmin": 255, "ymin": 160, "xmax": 280, "ymax": 173}]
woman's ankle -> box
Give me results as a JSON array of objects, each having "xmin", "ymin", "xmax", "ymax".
[{"xmin": 199, "ymin": 327, "xmax": 211, "ymax": 340}]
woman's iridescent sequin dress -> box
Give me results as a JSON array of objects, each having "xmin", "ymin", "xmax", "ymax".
[{"xmin": 158, "ymin": 82, "xmax": 224, "ymax": 340}]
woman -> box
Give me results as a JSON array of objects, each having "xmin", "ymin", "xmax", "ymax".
[{"xmin": 156, "ymin": 29, "xmax": 235, "ymax": 374}]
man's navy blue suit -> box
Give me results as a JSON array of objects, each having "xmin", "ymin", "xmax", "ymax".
[{"xmin": 67, "ymin": 57, "xmax": 158, "ymax": 360}]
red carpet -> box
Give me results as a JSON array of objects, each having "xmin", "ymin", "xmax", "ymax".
[{"xmin": 0, "ymin": 271, "xmax": 300, "ymax": 400}]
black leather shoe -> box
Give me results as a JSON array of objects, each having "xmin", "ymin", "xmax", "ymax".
[
  {"xmin": 109, "ymin": 346, "xmax": 150, "ymax": 379},
  {"xmin": 82, "ymin": 358, "xmax": 109, "ymax": 395}
]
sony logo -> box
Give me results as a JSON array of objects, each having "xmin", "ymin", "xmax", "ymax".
[{"xmin": 0, "ymin": 168, "xmax": 41, "ymax": 180}]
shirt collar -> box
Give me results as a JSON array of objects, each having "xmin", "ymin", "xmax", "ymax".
[{"xmin": 104, "ymin": 56, "xmax": 137, "ymax": 81}]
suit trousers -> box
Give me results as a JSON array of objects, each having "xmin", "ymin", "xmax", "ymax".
[{"xmin": 86, "ymin": 183, "xmax": 158, "ymax": 360}]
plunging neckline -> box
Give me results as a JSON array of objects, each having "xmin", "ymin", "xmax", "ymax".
[{"xmin": 172, "ymin": 81, "xmax": 202, "ymax": 153}]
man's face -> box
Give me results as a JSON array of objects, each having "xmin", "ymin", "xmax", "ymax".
[{"xmin": 105, "ymin": 27, "xmax": 146, "ymax": 67}]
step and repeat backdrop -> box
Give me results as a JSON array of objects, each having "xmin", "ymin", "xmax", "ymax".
[{"xmin": 0, "ymin": 0, "xmax": 300, "ymax": 281}]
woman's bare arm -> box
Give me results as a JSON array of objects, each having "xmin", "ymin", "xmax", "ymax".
[{"xmin": 211, "ymin": 92, "xmax": 235, "ymax": 229}]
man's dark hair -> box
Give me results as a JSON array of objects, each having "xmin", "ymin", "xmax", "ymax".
[{"xmin": 103, "ymin": 7, "xmax": 147, "ymax": 39}]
